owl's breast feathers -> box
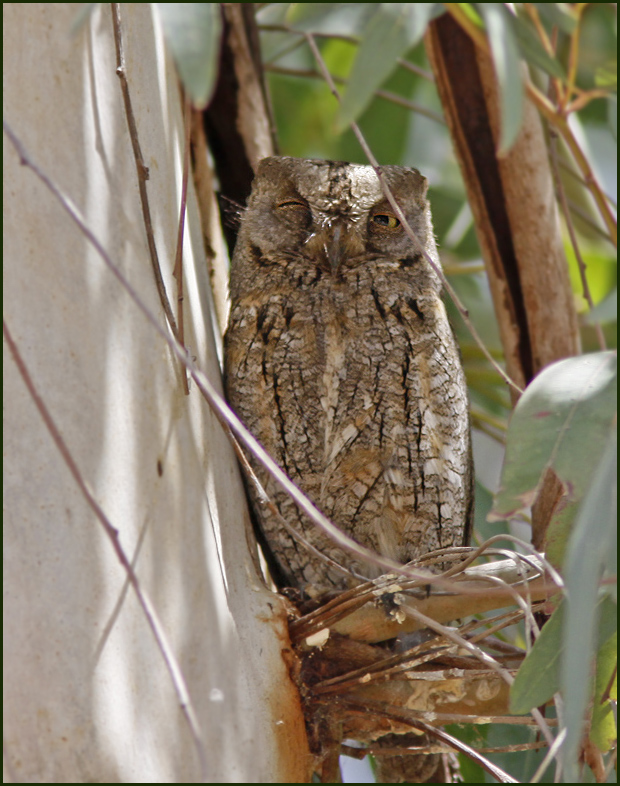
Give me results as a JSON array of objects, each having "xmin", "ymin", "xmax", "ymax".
[
  {"xmin": 225, "ymin": 267, "xmax": 472, "ymax": 583},
  {"xmin": 224, "ymin": 156, "xmax": 472, "ymax": 592}
]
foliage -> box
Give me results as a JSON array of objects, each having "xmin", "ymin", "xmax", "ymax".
[
  {"xmin": 490, "ymin": 352, "xmax": 616, "ymax": 563},
  {"xmin": 158, "ymin": 2, "xmax": 617, "ymax": 782},
  {"xmin": 256, "ymin": 4, "xmax": 617, "ymax": 782},
  {"xmin": 156, "ymin": 3, "xmax": 222, "ymax": 108}
]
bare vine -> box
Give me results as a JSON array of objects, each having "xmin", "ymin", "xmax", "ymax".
[{"xmin": 111, "ymin": 4, "xmax": 181, "ymax": 343}]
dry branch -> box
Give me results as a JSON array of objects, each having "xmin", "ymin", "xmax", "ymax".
[
  {"xmin": 287, "ymin": 550, "xmax": 559, "ymax": 776},
  {"xmin": 293, "ymin": 555, "xmax": 556, "ymax": 644},
  {"xmin": 111, "ymin": 4, "xmax": 179, "ymax": 342}
]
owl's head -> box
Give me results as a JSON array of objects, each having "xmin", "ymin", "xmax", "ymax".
[{"xmin": 235, "ymin": 157, "xmax": 439, "ymax": 278}]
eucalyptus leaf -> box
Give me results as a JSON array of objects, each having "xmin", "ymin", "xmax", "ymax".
[
  {"xmin": 509, "ymin": 601, "xmax": 563, "ymax": 715},
  {"xmin": 336, "ymin": 4, "xmax": 442, "ymax": 131},
  {"xmin": 533, "ymin": 3, "xmax": 578, "ymax": 35},
  {"xmin": 156, "ymin": 3, "xmax": 222, "ymax": 109},
  {"xmin": 457, "ymin": 3, "xmax": 484, "ymax": 29},
  {"xmin": 608, "ymin": 95, "xmax": 617, "ymax": 141},
  {"xmin": 509, "ymin": 595, "xmax": 618, "ymax": 715},
  {"xmin": 490, "ymin": 351, "xmax": 617, "ymax": 521},
  {"xmin": 511, "ymin": 12, "xmax": 566, "ymax": 81},
  {"xmin": 590, "ymin": 632, "xmax": 618, "ymax": 753},
  {"xmin": 562, "ymin": 431, "xmax": 617, "ymax": 782},
  {"xmin": 285, "ymin": 3, "xmax": 377, "ymax": 36},
  {"xmin": 595, "ymin": 61, "xmax": 618, "ymax": 90},
  {"xmin": 478, "ymin": 4, "xmax": 524, "ymax": 155},
  {"xmin": 585, "ymin": 287, "xmax": 618, "ymax": 325}
]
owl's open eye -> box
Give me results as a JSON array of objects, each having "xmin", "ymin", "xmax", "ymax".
[{"xmin": 371, "ymin": 213, "xmax": 400, "ymax": 229}]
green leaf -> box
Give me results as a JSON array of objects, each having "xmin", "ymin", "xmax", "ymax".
[
  {"xmin": 336, "ymin": 4, "xmax": 442, "ymax": 131},
  {"xmin": 591, "ymin": 631, "xmax": 618, "ymax": 753},
  {"xmin": 595, "ymin": 60, "xmax": 618, "ymax": 91},
  {"xmin": 608, "ymin": 95, "xmax": 617, "ymax": 141},
  {"xmin": 456, "ymin": 3, "xmax": 484, "ymax": 29},
  {"xmin": 478, "ymin": 4, "xmax": 524, "ymax": 155},
  {"xmin": 285, "ymin": 3, "xmax": 377, "ymax": 36},
  {"xmin": 562, "ymin": 431, "xmax": 617, "ymax": 781},
  {"xmin": 490, "ymin": 351, "xmax": 617, "ymax": 521},
  {"xmin": 533, "ymin": 3, "xmax": 578, "ymax": 35},
  {"xmin": 156, "ymin": 3, "xmax": 222, "ymax": 109},
  {"xmin": 509, "ymin": 601, "xmax": 563, "ymax": 714},
  {"xmin": 510, "ymin": 595, "xmax": 617, "ymax": 715},
  {"xmin": 511, "ymin": 12, "xmax": 566, "ymax": 81},
  {"xmin": 565, "ymin": 242, "xmax": 617, "ymax": 316},
  {"xmin": 585, "ymin": 287, "xmax": 618, "ymax": 325}
]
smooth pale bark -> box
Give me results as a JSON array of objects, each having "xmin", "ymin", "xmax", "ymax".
[{"xmin": 3, "ymin": 4, "xmax": 309, "ymax": 782}]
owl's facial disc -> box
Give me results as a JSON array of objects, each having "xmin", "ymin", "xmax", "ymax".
[{"xmin": 304, "ymin": 217, "xmax": 365, "ymax": 274}]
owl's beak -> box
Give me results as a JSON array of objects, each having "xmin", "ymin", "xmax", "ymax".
[{"xmin": 306, "ymin": 220, "xmax": 364, "ymax": 274}]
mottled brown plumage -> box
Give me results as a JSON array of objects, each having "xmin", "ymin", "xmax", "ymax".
[{"xmin": 225, "ymin": 156, "xmax": 473, "ymax": 596}]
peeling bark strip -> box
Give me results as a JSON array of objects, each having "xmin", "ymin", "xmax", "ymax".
[
  {"xmin": 425, "ymin": 15, "xmax": 579, "ymax": 395},
  {"xmin": 203, "ymin": 3, "xmax": 276, "ymax": 255},
  {"xmin": 427, "ymin": 14, "xmax": 534, "ymax": 385},
  {"xmin": 426, "ymin": 14, "xmax": 580, "ymax": 551}
]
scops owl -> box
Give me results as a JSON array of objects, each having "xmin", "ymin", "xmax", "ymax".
[{"xmin": 224, "ymin": 157, "xmax": 473, "ymax": 596}]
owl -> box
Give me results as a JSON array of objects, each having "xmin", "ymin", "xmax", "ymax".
[{"xmin": 224, "ymin": 157, "xmax": 473, "ymax": 596}]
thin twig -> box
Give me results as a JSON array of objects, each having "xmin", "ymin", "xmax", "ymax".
[
  {"xmin": 264, "ymin": 64, "xmax": 445, "ymax": 125},
  {"xmin": 470, "ymin": 407, "xmax": 507, "ymax": 433},
  {"xmin": 442, "ymin": 261, "xmax": 487, "ymax": 276},
  {"xmin": 292, "ymin": 551, "xmax": 556, "ymax": 644},
  {"xmin": 470, "ymin": 416, "xmax": 507, "ymax": 446},
  {"xmin": 313, "ymin": 641, "xmax": 456, "ymax": 694},
  {"xmin": 367, "ymin": 739, "xmax": 548, "ymax": 755},
  {"xmin": 303, "ymin": 31, "xmax": 524, "ymax": 396},
  {"xmin": 339, "ymin": 698, "xmax": 521, "ymax": 783},
  {"xmin": 412, "ymin": 532, "xmax": 563, "ymax": 594},
  {"xmin": 549, "ymin": 131, "xmax": 607, "ymax": 350},
  {"xmin": 563, "ymin": 195, "xmax": 616, "ymax": 245},
  {"xmin": 556, "ymin": 120, "xmax": 617, "ymax": 247},
  {"xmin": 523, "ymin": 4, "xmax": 564, "ymax": 106},
  {"xmin": 530, "ymin": 727, "xmax": 566, "ymax": 784},
  {"xmin": 565, "ymin": 5, "xmax": 585, "ymax": 111},
  {"xmin": 558, "ymin": 154, "xmax": 617, "ymax": 212},
  {"xmin": 472, "ymin": 535, "xmax": 564, "ymax": 592},
  {"xmin": 229, "ymin": 430, "xmax": 362, "ymax": 583},
  {"xmin": 401, "ymin": 603, "xmax": 556, "ymax": 749},
  {"xmin": 174, "ymin": 96, "xmax": 192, "ymax": 394},
  {"xmin": 111, "ymin": 4, "xmax": 179, "ymax": 340},
  {"xmin": 444, "ymin": 3, "xmax": 617, "ymax": 248},
  {"xmin": 468, "ymin": 605, "xmax": 545, "ymax": 646},
  {"xmin": 257, "ymin": 23, "xmax": 435, "ymax": 82},
  {"xmin": 3, "ymin": 318, "xmax": 208, "ymax": 781}
]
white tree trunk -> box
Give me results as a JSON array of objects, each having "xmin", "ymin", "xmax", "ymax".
[{"xmin": 3, "ymin": 4, "xmax": 308, "ymax": 782}]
